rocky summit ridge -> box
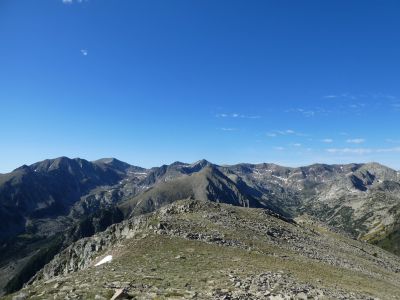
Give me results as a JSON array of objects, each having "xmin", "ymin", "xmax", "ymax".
[
  {"xmin": 7, "ymin": 200, "xmax": 400, "ymax": 299},
  {"xmin": 1, "ymin": 157, "xmax": 400, "ymax": 298}
]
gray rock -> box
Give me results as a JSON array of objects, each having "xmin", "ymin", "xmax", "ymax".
[
  {"xmin": 12, "ymin": 293, "xmax": 28, "ymax": 300},
  {"xmin": 110, "ymin": 288, "xmax": 129, "ymax": 300}
]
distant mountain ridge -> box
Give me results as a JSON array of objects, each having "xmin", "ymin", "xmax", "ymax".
[{"xmin": 1, "ymin": 157, "xmax": 400, "ymax": 295}]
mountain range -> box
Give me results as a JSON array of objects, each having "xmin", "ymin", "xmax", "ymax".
[{"xmin": 1, "ymin": 157, "xmax": 400, "ymax": 298}]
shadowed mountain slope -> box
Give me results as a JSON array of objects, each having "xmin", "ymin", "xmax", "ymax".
[{"xmin": 119, "ymin": 165, "xmax": 268, "ymax": 218}]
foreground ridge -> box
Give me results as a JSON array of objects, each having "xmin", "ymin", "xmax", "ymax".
[{"xmin": 8, "ymin": 199, "xmax": 400, "ymax": 299}]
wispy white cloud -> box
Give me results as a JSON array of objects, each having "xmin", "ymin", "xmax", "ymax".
[
  {"xmin": 266, "ymin": 133, "xmax": 277, "ymax": 137},
  {"xmin": 326, "ymin": 148, "xmax": 372, "ymax": 155},
  {"xmin": 372, "ymin": 93, "xmax": 397, "ymax": 100},
  {"xmin": 62, "ymin": 0, "xmax": 88, "ymax": 4},
  {"xmin": 80, "ymin": 49, "xmax": 88, "ymax": 56},
  {"xmin": 326, "ymin": 147, "xmax": 400, "ymax": 155},
  {"xmin": 321, "ymin": 138, "xmax": 333, "ymax": 143},
  {"xmin": 285, "ymin": 108, "xmax": 315, "ymax": 117},
  {"xmin": 346, "ymin": 138, "xmax": 365, "ymax": 144},
  {"xmin": 216, "ymin": 113, "xmax": 228, "ymax": 118},
  {"xmin": 285, "ymin": 107, "xmax": 331, "ymax": 117},
  {"xmin": 323, "ymin": 93, "xmax": 400, "ymax": 113},
  {"xmin": 267, "ymin": 129, "xmax": 307, "ymax": 137},
  {"xmin": 286, "ymin": 93, "xmax": 399, "ymax": 119},
  {"xmin": 274, "ymin": 146, "xmax": 285, "ymax": 151},
  {"xmin": 291, "ymin": 143, "xmax": 302, "ymax": 147},
  {"xmin": 386, "ymin": 139, "xmax": 400, "ymax": 144},
  {"xmin": 323, "ymin": 93, "xmax": 358, "ymax": 100},
  {"xmin": 349, "ymin": 103, "xmax": 366, "ymax": 109},
  {"xmin": 392, "ymin": 102, "xmax": 400, "ymax": 111},
  {"xmin": 376, "ymin": 147, "xmax": 400, "ymax": 153},
  {"xmin": 216, "ymin": 113, "xmax": 260, "ymax": 119},
  {"xmin": 239, "ymin": 114, "xmax": 261, "ymax": 119},
  {"xmin": 219, "ymin": 127, "xmax": 237, "ymax": 131}
]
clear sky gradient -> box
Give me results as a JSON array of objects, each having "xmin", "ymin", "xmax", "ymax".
[{"xmin": 1, "ymin": 0, "xmax": 400, "ymax": 172}]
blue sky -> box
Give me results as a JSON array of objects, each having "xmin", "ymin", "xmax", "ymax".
[{"xmin": 1, "ymin": 0, "xmax": 400, "ymax": 172}]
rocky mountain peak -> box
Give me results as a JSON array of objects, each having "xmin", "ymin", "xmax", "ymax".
[
  {"xmin": 94, "ymin": 157, "xmax": 142, "ymax": 173},
  {"xmin": 12, "ymin": 164, "xmax": 32, "ymax": 173}
]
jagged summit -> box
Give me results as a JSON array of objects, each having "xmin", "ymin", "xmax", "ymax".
[
  {"xmin": 11, "ymin": 164, "xmax": 32, "ymax": 173},
  {"xmin": 169, "ymin": 161, "xmax": 187, "ymax": 166},
  {"xmin": 94, "ymin": 157, "xmax": 145, "ymax": 173},
  {"xmin": 94, "ymin": 157, "xmax": 123, "ymax": 165},
  {"xmin": 191, "ymin": 158, "xmax": 211, "ymax": 166}
]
